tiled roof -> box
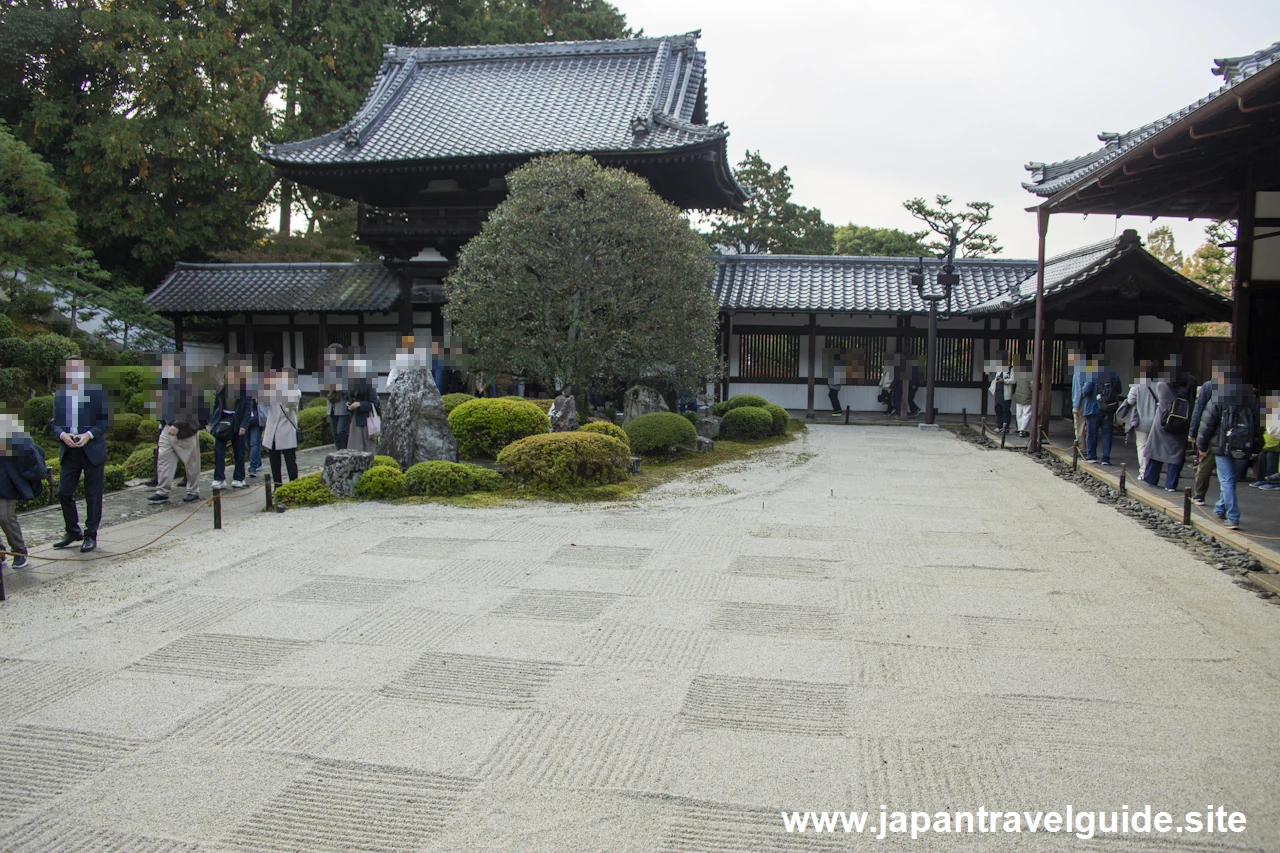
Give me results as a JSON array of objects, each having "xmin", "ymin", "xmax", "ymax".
[
  {"xmin": 1023, "ymin": 41, "xmax": 1280, "ymax": 198},
  {"xmin": 711, "ymin": 255, "xmax": 1038, "ymax": 315},
  {"xmin": 262, "ymin": 32, "xmax": 724, "ymax": 167},
  {"xmin": 148, "ymin": 263, "xmax": 398, "ymax": 314}
]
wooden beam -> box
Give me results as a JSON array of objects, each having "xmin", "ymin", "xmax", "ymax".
[
  {"xmin": 173, "ymin": 315, "xmax": 184, "ymax": 353},
  {"xmin": 805, "ymin": 313, "xmax": 817, "ymax": 418}
]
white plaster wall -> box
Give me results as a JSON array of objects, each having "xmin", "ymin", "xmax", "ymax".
[{"xmin": 1138, "ymin": 316, "xmax": 1175, "ymax": 334}]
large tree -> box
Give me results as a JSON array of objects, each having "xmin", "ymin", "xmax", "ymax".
[
  {"xmin": 833, "ymin": 224, "xmax": 930, "ymax": 257},
  {"xmin": 707, "ymin": 151, "xmax": 834, "ymax": 255},
  {"xmin": 0, "ymin": 122, "xmax": 76, "ymax": 274},
  {"xmin": 903, "ymin": 195, "xmax": 1002, "ymax": 259},
  {"xmin": 445, "ymin": 154, "xmax": 720, "ymax": 398}
]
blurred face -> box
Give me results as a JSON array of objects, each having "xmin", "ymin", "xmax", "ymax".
[{"xmin": 63, "ymin": 359, "xmax": 87, "ymax": 386}]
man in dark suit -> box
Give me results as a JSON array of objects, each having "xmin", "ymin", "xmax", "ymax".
[{"xmin": 50, "ymin": 357, "xmax": 110, "ymax": 552}]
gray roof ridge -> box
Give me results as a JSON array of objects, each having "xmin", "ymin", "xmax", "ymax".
[
  {"xmin": 712, "ymin": 253, "xmax": 1035, "ymax": 265},
  {"xmin": 1213, "ymin": 41, "xmax": 1280, "ymax": 86},
  {"xmin": 1041, "ymin": 235, "xmax": 1124, "ymax": 266},
  {"xmin": 651, "ymin": 110, "xmax": 724, "ymax": 137},
  {"xmin": 386, "ymin": 33, "xmax": 694, "ymax": 65},
  {"xmin": 173, "ymin": 261, "xmax": 382, "ymax": 270}
]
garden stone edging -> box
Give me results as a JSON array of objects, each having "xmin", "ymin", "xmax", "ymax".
[{"xmin": 322, "ymin": 450, "xmax": 375, "ymax": 499}]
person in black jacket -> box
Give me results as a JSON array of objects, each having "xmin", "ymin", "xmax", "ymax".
[
  {"xmin": 345, "ymin": 357, "xmax": 379, "ymax": 452},
  {"xmin": 149, "ymin": 353, "xmax": 205, "ymax": 503},
  {"xmin": 0, "ymin": 414, "xmax": 47, "ymax": 570},
  {"xmin": 1196, "ymin": 366, "xmax": 1261, "ymax": 530},
  {"xmin": 209, "ymin": 358, "xmax": 255, "ymax": 489}
]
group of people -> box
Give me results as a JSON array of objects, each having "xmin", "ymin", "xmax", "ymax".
[{"xmin": 985, "ymin": 355, "xmax": 1035, "ymax": 437}]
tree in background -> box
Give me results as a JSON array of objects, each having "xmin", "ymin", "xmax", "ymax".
[
  {"xmin": 445, "ymin": 154, "xmax": 720, "ymax": 402},
  {"xmin": 0, "ymin": 123, "xmax": 76, "ymax": 274},
  {"xmin": 833, "ymin": 224, "xmax": 931, "ymax": 257},
  {"xmin": 99, "ymin": 285, "xmax": 168, "ymax": 350},
  {"xmin": 1146, "ymin": 225, "xmax": 1184, "ymax": 270},
  {"xmin": 45, "ymin": 245, "xmax": 112, "ymax": 337},
  {"xmin": 216, "ymin": 205, "xmax": 374, "ymax": 264},
  {"xmin": 903, "ymin": 195, "xmax": 1002, "ymax": 258},
  {"xmin": 707, "ymin": 151, "xmax": 834, "ymax": 255},
  {"xmin": 1147, "ymin": 222, "xmax": 1234, "ymax": 338},
  {"xmin": 399, "ymin": 0, "xmax": 633, "ymax": 47}
]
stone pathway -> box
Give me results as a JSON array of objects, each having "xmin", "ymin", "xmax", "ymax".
[{"xmin": 1, "ymin": 426, "xmax": 1277, "ymax": 851}]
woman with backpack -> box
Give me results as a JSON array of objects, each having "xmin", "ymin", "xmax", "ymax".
[
  {"xmin": 1196, "ymin": 368, "xmax": 1262, "ymax": 530},
  {"xmin": 261, "ymin": 368, "xmax": 302, "ymax": 484},
  {"xmin": 1143, "ymin": 368, "xmax": 1194, "ymax": 491}
]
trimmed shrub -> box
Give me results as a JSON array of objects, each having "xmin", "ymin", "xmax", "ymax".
[
  {"xmin": 297, "ymin": 406, "xmax": 331, "ymax": 448},
  {"xmin": 23, "ymin": 395, "xmax": 53, "ymax": 433},
  {"xmin": 137, "ymin": 418, "xmax": 161, "ymax": 441},
  {"xmin": 713, "ymin": 393, "xmax": 770, "ymax": 416},
  {"xmin": 275, "ymin": 471, "xmax": 336, "ymax": 507},
  {"xmin": 720, "ymin": 405, "xmax": 774, "ymax": 440},
  {"xmin": 682, "ymin": 411, "xmax": 698, "ymax": 426},
  {"xmin": 579, "ymin": 420, "xmax": 629, "ymax": 452},
  {"xmin": 198, "ymin": 430, "xmax": 215, "ymax": 453},
  {"xmin": 0, "ymin": 314, "xmax": 14, "ymax": 338},
  {"xmin": 0, "ymin": 366, "xmax": 24, "ymax": 398},
  {"xmin": 126, "ymin": 391, "xmax": 147, "ymax": 416},
  {"xmin": 108, "ymin": 412, "xmax": 142, "ymax": 442},
  {"xmin": 496, "ymin": 432, "xmax": 629, "ymax": 490},
  {"xmin": 304, "ymin": 395, "xmax": 328, "ymax": 410},
  {"xmin": 763, "ymin": 403, "xmax": 789, "ymax": 436},
  {"xmin": 448, "ymin": 397, "xmax": 549, "ymax": 459},
  {"xmin": 441, "ymin": 393, "xmax": 475, "ymax": 413},
  {"xmin": 0, "ymin": 337, "xmax": 31, "ymax": 369},
  {"xmin": 103, "ymin": 464, "xmax": 126, "ymax": 493},
  {"xmin": 354, "ymin": 464, "xmax": 406, "ymax": 500},
  {"xmin": 371, "ymin": 455, "xmax": 400, "ymax": 471},
  {"xmin": 123, "ymin": 445, "xmax": 156, "ymax": 480},
  {"xmin": 404, "ymin": 460, "xmax": 501, "ymax": 497},
  {"xmin": 529, "ymin": 398, "xmax": 554, "ymax": 414},
  {"xmin": 625, "ymin": 411, "xmax": 697, "ymax": 456},
  {"xmin": 98, "ymin": 365, "xmax": 154, "ymax": 401}
]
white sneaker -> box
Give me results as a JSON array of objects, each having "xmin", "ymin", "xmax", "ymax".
[
  {"xmin": 211, "ymin": 479, "xmax": 227, "ymax": 489},
  {"xmin": 231, "ymin": 479, "xmax": 247, "ymax": 489}
]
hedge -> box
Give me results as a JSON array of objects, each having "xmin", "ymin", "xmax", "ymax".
[
  {"xmin": 720, "ymin": 405, "xmax": 774, "ymax": 440},
  {"xmin": 23, "ymin": 396, "xmax": 53, "ymax": 433},
  {"xmin": 712, "ymin": 393, "xmax": 771, "ymax": 417},
  {"xmin": 371, "ymin": 455, "xmax": 401, "ymax": 471},
  {"xmin": 297, "ymin": 407, "xmax": 332, "ymax": 448},
  {"xmin": 123, "ymin": 446, "xmax": 156, "ymax": 480},
  {"xmin": 109, "ymin": 412, "xmax": 142, "ymax": 442},
  {"xmin": 0, "ymin": 314, "xmax": 14, "ymax": 338},
  {"xmin": 441, "ymin": 393, "xmax": 475, "ymax": 413},
  {"xmin": 354, "ymin": 464, "xmax": 406, "ymax": 500},
  {"xmin": 579, "ymin": 420, "xmax": 629, "ymax": 452},
  {"xmin": 274, "ymin": 471, "xmax": 336, "ymax": 507},
  {"xmin": 304, "ymin": 396, "xmax": 328, "ymax": 410},
  {"xmin": 448, "ymin": 397, "xmax": 549, "ymax": 459},
  {"xmin": 625, "ymin": 411, "xmax": 697, "ymax": 455},
  {"xmin": 138, "ymin": 418, "xmax": 161, "ymax": 441},
  {"xmin": 404, "ymin": 460, "xmax": 503, "ymax": 497},
  {"xmin": 763, "ymin": 404, "xmax": 789, "ymax": 436},
  {"xmin": 0, "ymin": 337, "xmax": 31, "ymax": 370},
  {"xmin": 198, "ymin": 431, "xmax": 215, "ymax": 453},
  {"xmin": 496, "ymin": 432, "xmax": 629, "ymax": 490}
]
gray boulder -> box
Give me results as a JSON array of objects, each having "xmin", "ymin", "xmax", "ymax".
[
  {"xmin": 622, "ymin": 385, "xmax": 668, "ymax": 425},
  {"xmin": 323, "ymin": 450, "xmax": 374, "ymax": 499},
  {"xmin": 549, "ymin": 394, "xmax": 577, "ymax": 432},
  {"xmin": 696, "ymin": 437, "xmax": 715, "ymax": 453},
  {"xmin": 695, "ymin": 415, "xmax": 722, "ymax": 439},
  {"xmin": 380, "ymin": 367, "xmax": 459, "ymax": 467}
]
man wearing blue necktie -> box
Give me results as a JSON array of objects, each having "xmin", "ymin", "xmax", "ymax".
[{"xmin": 50, "ymin": 357, "xmax": 110, "ymax": 553}]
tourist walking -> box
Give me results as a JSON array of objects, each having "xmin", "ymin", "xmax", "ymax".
[
  {"xmin": 209, "ymin": 359, "xmax": 254, "ymax": 489},
  {"xmin": 262, "ymin": 369, "xmax": 303, "ymax": 484},
  {"xmin": 148, "ymin": 353, "xmax": 203, "ymax": 504},
  {"xmin": 346, "ymin": 359, "xmax": 380, "ymax": 452},
  {"xmin": 246, "ymin": 382, "xmax": 267, "ymax": 478},
  {"xmin": 0, "ymin": 414, "xmax": 47, "ymax": 570},
  {"xmin": 1012, "ymin": 356, "xmax": 1033, "ymax": 437},
  {"xmin": 1069, "ymin": 349, "xmax": 1089, "ymax": 453},
  {"xmin": 988, "ymin": 360, "xmax": 1015, "ymax": 433},
  {"xmin": 1188, "ymin": 362, "xmax": 1225, "ymax": 506},
  {"xmin": 878, "ymin": 361, "xmax": 895, "ymax": 415},
  {"xmin": 324, "ymin": 344, "xmax": 351, "ymax": 450},
  {"xmin": 1083, "ymin": 357, "xmax": 1121, "ymax": 465},
  {"xmin": 1143, "ymin": 365, "xmax": 1194, "ymax": 491},
  {"xmin": 1196, "ymin": 367, "xmax": 1261, "ymax": 530},
  {"xmin": 1124, "ymin": 361, "xmax": 1158, "ymax": 476},
  {"xmin": 51, "ymin": 357, "xmax": 109, "ymax": 552},
  {"xmin": 826, "ymin": 350, "xmax": 847, "ymax": 417}
]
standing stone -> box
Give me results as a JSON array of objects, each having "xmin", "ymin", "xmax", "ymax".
[
  {"xmin": 549, "ymin": 394, "xmax": 577, "ymax": 432},
  {"xmin": 695, "ymin": 415, "xmax": 722, "ymax": 439},
  {"xmin": 622, "ymin": 385, "xmax": 668, "ymax": 425},
  {"xmin": 695, "ymin": 437, "xmax": 715, "ymax": 453},
  {"xmin": 323, "ymin": 450, "xmax": 374, "ymax": 498},
  {"xmin": 379, "ymin": 366, "xmax": 459, "ymax": 467}
]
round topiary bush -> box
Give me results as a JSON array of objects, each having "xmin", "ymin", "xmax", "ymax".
[
  {"xmin": 579, "ymin": 420, "xmax": 629, "ymax": 452},
  {"xmin": 354, "ymin": 464, "xmax": 407, "ymax": 500},
  {"xmin": 0, "ymin": 337, "xmax": 31, "ymax": 371},
  {"xmin": 297, "ymin": 406, "xmax": 331, "ymax": 448},
  {"xmin": 371, "ymin": 455, "xmax": 400, "ymax": 471},
  {"xmin": 123, "ymin": 446, "xmax": 156, "ymax": 479},
  {"xmin": 404, "ymin": 460, "xmax": 501, "ymax": 497},
  {"xmin": 103, "ymin": 464, "xmax": 126, "ymax": 493},
  {"xmin": 713, "ymin": 393, "xmax": 770, "ymax": 416},
  {"xmin": 441, "ymin": 393, "xmax": 475, "ymax": 413},
  {"xmin": 682, "ymin": 411, "xmax": 698, "ymax": 426},
  {"xmin": 304, "ymin": 395, "xmax": 328, "ymax": 410},
  {"xmin": 137, "ymin": 418, "xmax": 161, "ymax": 441},
  {"xmin": 275, "ymin": 471, "xmax": 336, "ymax": 507},
  {"xmin": 625, "ymin": 411, "xmax": 697, "ymax": 455},
  {"xmin": 108, "ymin": 412, "xmax": 142, "ymax": 442},
  {"xmin": 0, "ymin": 314, "xmax": 15, "ymax": 338},
  {"xmin": 448, "ymin": 397, "xmax": 549, "ymax": 459},
  {"xmin": 720, "ymin": 405, "xmax": 774, "ymax": 440},
  {"xmin": 198, "ymin": 430, "xmax": 215, "ymax": 453},
  {"xmin": 23, "ymin": 395, "xmax": 53, "ymax": 433},
  {"xmin": 496, "ymin": 432, "xmax": 629, "ymax": 490},
  {"xmin": 763, "ymin": 403, "xmax": 789, "ymax": 436}
]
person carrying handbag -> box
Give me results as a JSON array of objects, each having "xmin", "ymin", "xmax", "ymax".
[
  {"xmin": 345, "ymin": 358, "xmax": 380, "ymax": 452},
  {"xmin": 261, "ymin": 369, "xmax": 303, "ymax": 484}
]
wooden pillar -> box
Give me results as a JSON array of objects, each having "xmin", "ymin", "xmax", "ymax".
[
  {"xmin": 318, "ymin": 311, "xmax": 329, "ymax": 348},
  {"xmin": 805, "ymin": 312, "xmax": 817, "ymax": 418},
  {"xmin": 397, "ymin": 272, "xmax": 414, "ymax": 339},
  {"xmin": 720, "ymin": 312, "xmax": 731, "ymax": 402},
  {"xmin": 1038, "ymin": 316, "xmax": 1057, "ymax": 436},
  {"xmin": 357, "ymin": 312, "xmax": 366, "ymax": 348},
  {"xmin": 1234, "ymin": 170, "xmax": 1254, "ymax": 377},
  {"xmin": 173, "ymin": 314, "xmax": 184, "ymax": 352},
  {"xmin": 980, "ymin": 317, "xmax": 990, "ymax": 416},
  {"xmin": 243, "ymin": 315, "xmax": 254, "ymax": 360}
]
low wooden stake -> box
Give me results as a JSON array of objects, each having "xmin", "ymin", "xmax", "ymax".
[
  {"xmin": 1183, "ymin": 487, "xmax": 1193, "ymax": 525},
  {"xmin": 1072, "ymin": 444, "xmax": 1079, "ymax": 472},
  {"xmin": 1118, "ymin": 463, "xmax": 1127, "ymax": 497},
  {"xmin": 265, "ymin": 474, "xmax": 274, "ymax": 511},
  {"xmin": 961, "ymin": 408, "xmax": 968, "ymax": 429},
  {"xmin": 213, "ymin": 487, "xmax": 223, "ymax": 530}
]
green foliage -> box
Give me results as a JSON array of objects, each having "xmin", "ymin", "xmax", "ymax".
[
  {"xmin": 26, "ymin": 333, "xmax": 80, "ymax": 391},
  {"xmin": 763, "ymin": 403, "xmax": 789, "ymax": 436},
  {"xmin": 625, "ymin": 412, "xmax": 697, "ymax": 455},
  {"xmin": 682, "ymin": 411, "xmax": 699, "ymax": 426},
  {"xmin": 126, "ymin": 391, "xmax": 147, "ymax": 416},
  {"xmin": 441, "ymin": 393, "xmax": 475, "ymax": 413},
  {"xmin": 579, "ymin": 420, "xmax": 629, "ymax": 451},
  {"xmin": 720, "ymin": 405, "xmax": 774, "ymax": 440},
  {"xmin": 404, "ymin": 460, "xmax": 503, "ymax": 497},
  {"xmin": 445, "ymin": 153, "xmax": 721, "ymax": 397},
  {"xmin": 713, "ymin": 393, "xmax": 769, "ymax": 416},
  {"xmin": 509, "ymin": 396, "xmax": 554, "ymax": 413},
  {"xmin": 354, "ymin": 464, "xmax": 406, "ymax": 500},
  {"xmin": 0, "ymin": 315, "xmax": 14, "ymax": 337},
  {"xmin": 371, "ymin": 455, "xmax": 401, "ymax": 471},
  {"xmin": 297, "ymin": 406, "xmax": 331, "ymax": 448},
  {"xmin": 401, "ymin": 0, "xmax": 633, "ymax": 46},
  {"xmin": 304, "ymin": 395, "xmax": 328, "ymax": 409},
  {"xmin": 103, "ymin": 463, "xmax": 125, "ymax": 493},
  {"xmin": 274, "ymin": 471, "xmax": 336, "ymax": 507},
  {"xmin": 100, "ymin": 284, "xmax": 168, "ymax": 350},
  {"xmin": 0, "ymin": 337, "xmax": 31, "ymax": 371},
  {"xmin": 23, "ymin": 395, "xmax": 53, "ymax": 433},
  {"xmin": 97, "ymin": 365, "xmax": 154, "ymax": 401},
  {"xmin": 43, "ymin": 244, "xmax": 112, "ymax": 337},
  {"xmin": 1147, "ymin": 225, "xmax": 1183, "ymax": 269},
  {"xmin": 0, "ymin": 123, "xmax": 76, "ymax": 271},
  {"xmin": 448, "ymin": 397, "xmax": 549, "ymax": 459},
  {"xmin": 903, "ymin": 195, "xmax": 1001, "ymax": 259},
  {"xmin": 137, "ymin": 418, "xmax": 160, "ymax": 441},
  {"xmin": 123, "ymin": 445, "xmax": 156, "ymax": 479},
  {"xmin": 108, "ymin": 412, "xmax": 141, "ymax": 442},
  {"xmin": 706, "ymin": 151, "xmax": 833, "ymax": 255},
  {"xmin": 0, "ymin": 366, "xmax": 24, "ymax": 397},
  {"xmin": 833, "ymin": 224, "xmax": 930, "ymax": 257},
  {"xmin": 198, "ymin": 430, "xmax": 215, "ymax": 453},
  {"xmin": 496, "ymin": 432, "xmax": 629, "ymax": 490}
]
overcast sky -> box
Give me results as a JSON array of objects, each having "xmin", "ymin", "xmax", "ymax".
[{"xmin": 625, "ymin": 0, "xmax": 1280, "ymax": 260}]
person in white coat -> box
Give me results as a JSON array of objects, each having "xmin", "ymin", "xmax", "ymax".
[
  {"xmin": 1124, "ymin": 361, "xmax": 1158, "ymax": 476},
  {"xmin": 261, "ymin": 369, "xmax": 302, "ymax": 484}
]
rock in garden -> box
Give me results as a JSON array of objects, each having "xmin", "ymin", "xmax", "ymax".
[
  {"xmin": 696, "ymin": 415, "xmax": 721, "ymax": 439},
  {"xmin": 380, "ymin": 367, "xmax": 459, "ymax": 467},
  {"xmin": 549, "ymin": 394, "xmax": 577, "ymax": 432},
  {"xmin": 622, "ymin": 385, "xmax": 668, "ymax": 425},
  {"xmin": 322, "ymin": 449, "xmax": 374, "ymax": 498},
  {"xmin": 696, "ymin": 436, "xmax": 715, "ymax": 453}
]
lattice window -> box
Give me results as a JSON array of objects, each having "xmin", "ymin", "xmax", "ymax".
[
  {"xmin": 906, "ymin": 335, "xmax": 975, "ymax": 383},
  {"xmin": 737, "ymin": 333, "xmax": 800, "ymax": 379},
  {"xmin": 823, "ymin": 333, "xmax": 887, "ymax": 383}
]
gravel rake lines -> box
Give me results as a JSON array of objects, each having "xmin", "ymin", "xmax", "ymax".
[
  {"xmin": 679, "ymin": 675, "xmax": 848, "ymax": 736},
  {"xmin": 0, "ymin": 658, "xmax": 104, "ymax": 718},
  {"xmin": 382, "ymin": 652, "xmax": 564, "ymax": 709},
  {"xmin": 128, "ymin": 634, "xmax": 305, "ymax": 680},
  {"xmin": 0, "ymin": 725, "xmax": 141, "ymax": 817}
]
